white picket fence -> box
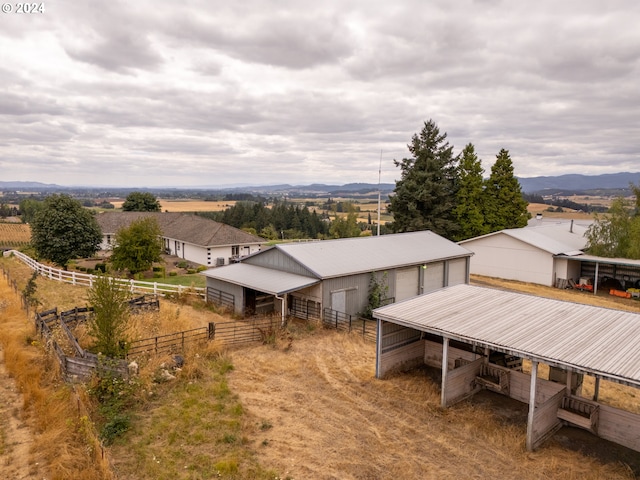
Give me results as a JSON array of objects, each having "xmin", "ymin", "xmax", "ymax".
[{"xmin": 4, "ymin": 250, "xmax": 206, "ymax": 298}]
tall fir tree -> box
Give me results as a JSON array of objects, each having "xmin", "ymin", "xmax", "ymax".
[
  {"xmin": 483, "ymin": 148, "xmax": 529, "ymax": 232},
  {"xmin": 453, "ymin": 143, "xmax": 487, "ymax": 240},
  {"xmin": 388, "ymin": 119, "xmax": 459, "ymax": 239}
]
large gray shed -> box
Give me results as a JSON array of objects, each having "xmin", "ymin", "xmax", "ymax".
[{"xmin": 202, "ymin": 231, "xmax": 473, "ymax": 320}]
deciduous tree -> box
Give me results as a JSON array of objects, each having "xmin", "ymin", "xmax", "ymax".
[
  {"xmin": 586, "ymin": 195, "xmax": 640, "ymax": 259},
  {"xmin": 121, "ymin": 192, "xmax": 161, "ymax": 212},
  {"xmin": 110, "ymin": 217, "xmax": 163, "ymax": 274},
  {"xmin": 30, "ymin": 194, "xmax": 102, "ymax": 269},
  {"xmin": 388, "ymin": 120, "xmax": 459, "ymax": 238},
  {"xmin": 87, "ymin": 275, "xmax": 130, "ymax": 358}
]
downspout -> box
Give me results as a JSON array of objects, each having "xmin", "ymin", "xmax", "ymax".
[{"xmin": 275, "ymin": 293, "xmax": 286, "ymax": 327}]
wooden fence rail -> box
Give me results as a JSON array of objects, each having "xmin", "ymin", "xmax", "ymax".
[{"xmin": 4, "ymin": 250, "xmax": 206, "ymax": 298}]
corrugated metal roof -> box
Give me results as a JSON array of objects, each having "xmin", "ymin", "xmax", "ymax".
[
  {"xmin": 274, "ymin": 231, "xmax": 472, "ymax": 279},
  {"xmin": 567, "ymin": 254, "xmax": 640, "ymax": 268},
  {"xmin": 202, "ymin": 263, "xmax": 319, "ymax": 295},
  {"xmin": 460, "ymin": 223, "xmax": 588, "ymax": 255},
  {"xmin": 373, "ymin": 284, "xmax": 640, "ymax": 387},
  {"xmin": 95, "ymin": 212, "xmax": 264, "ymax": 247}
]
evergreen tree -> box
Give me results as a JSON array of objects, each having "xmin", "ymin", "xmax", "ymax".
[
  {"xmin": 121, "ymin": 192, "xmax": 161, "ymax": 212},
  {"xmin": 388, "ymin": 119, "xmax": 459, "ymax": 238},
  {"xmin": 483, "ymin": 149, "xmax": 529, "ymax": 232},
  {"xmin": 30, "ymin": 194, "xmax": 102, "ymax": 269},
  {"xmin": 453, "ymin": 143, "xmax": 487, "ymax": 240}
]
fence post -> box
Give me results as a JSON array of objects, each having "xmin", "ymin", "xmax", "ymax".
[
  {"xmin": 349, "ymin": 314, "xmax": 352, "ymax": 333},
  {"xmin": 155, "ymin": 336, "xmax": 158, "ymax": 354},
  {"xmin": 335, "ymin": 311, "xmax": 338, "ymax": 330},
  {"xmin": 181, "ymin": 331, "xmax": 185, "ymax": 350},
  {"xmin": 208, "ymin": 322, "xmax": 215, "ymax": 339}
]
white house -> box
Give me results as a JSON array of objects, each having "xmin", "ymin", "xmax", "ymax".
[{"xmin": 95, "ymin": 212, "xmax": 264, "ymax": 267}]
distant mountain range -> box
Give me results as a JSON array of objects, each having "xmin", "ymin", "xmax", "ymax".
[
  {"xmin": 517, "ymin": 172, "xmax": 640, "ymax": 194},
  {"xmin": 1, "ymin": 172, "xmax": 639, "ymax": 195}
]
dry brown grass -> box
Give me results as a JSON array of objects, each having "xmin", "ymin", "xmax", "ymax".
[
  {"xmin": 0, "ymin": 277, "xmax": 111, "ymax": 480},
  {"xmin": 228, "ymin": 329, "xmax": 637, "ymax": 480}
]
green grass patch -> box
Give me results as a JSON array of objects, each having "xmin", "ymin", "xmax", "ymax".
[
  {"xmin": 109, "ymin": 352, "xmax": 279, "ymax": 479},
  {"xmin": 152, "ymin": 274, "xmax": 206, "ymax": 288}
]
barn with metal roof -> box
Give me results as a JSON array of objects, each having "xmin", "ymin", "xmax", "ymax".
[
  {"xmin": 202, "ymin": 231, "xmax": 473, "ymax": 321},
  {"xmin": 373, "ymin": 284, "xmax": 640, "ymax": 452},
  {"xmin": 459, "ymin": 222, "xmax": 589, "ymax": 286}
]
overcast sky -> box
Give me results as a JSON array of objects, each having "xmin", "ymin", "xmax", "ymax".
[{"xmin": 1, "ymin": 1, "xmax": 639, "ymax": 188}]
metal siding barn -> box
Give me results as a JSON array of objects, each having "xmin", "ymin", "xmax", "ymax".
[
  {"xmin": 203, "ymin": 231, "xmax": 473, "ymax": 317},
  {"xmin": 460, "ymin": 223, "xmax": 589, "ymax": 286}
]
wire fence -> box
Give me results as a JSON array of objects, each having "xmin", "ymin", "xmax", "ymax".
[{"xmin": 322, "ymin": 308, "xmax": 377, "ymax": 342}]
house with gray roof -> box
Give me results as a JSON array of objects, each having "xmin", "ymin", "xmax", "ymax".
[
  {"xmin": 95, "ymin": 212, "xmax": 264, "ymax": 267},
  {"xmin": 202, "ymin": 230, "xmax": 473, "ymax": 319}
]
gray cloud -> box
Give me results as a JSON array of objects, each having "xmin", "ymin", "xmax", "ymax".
[{"xmin": 0, "ymin": 0, "xmax": 639, "ymax": 187}]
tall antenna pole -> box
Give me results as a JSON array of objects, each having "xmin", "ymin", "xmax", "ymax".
[{"xmin": 377, "ymin": 150, "xmax": 382, "ymax": 236}]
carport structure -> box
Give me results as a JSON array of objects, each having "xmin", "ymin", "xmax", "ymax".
[{"xmin": 373, "ymin": 284, "xmax": 640, "ymax": 452}]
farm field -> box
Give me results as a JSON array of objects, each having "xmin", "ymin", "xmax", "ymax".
[
  {"xmin": 0, "ymin": 222, "xmax": 30, "ymax": 248},
  {"xmin": 109, "ymin": 199, "xmax": 237, "ymax": 212}
]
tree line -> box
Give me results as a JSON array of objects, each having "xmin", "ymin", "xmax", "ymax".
[{"xmin": 198, "ymin": 200, "xmax": 332, "ymax": 240}]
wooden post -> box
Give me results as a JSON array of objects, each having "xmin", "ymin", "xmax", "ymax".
[
  {"xmin": 593, "ymin": 377, "xmax": 600, "ymax": 402},
  {"xmin": 526, "ymin": 360, "xmax": 539, "ymax": 451},
  {"xmin": 441, "ymin": 337, "xmax": 450, "ymax": 408}
]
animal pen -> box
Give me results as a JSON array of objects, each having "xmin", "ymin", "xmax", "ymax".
[{"xmin": 373, "ymin": 284, "xmax": 640, "ymax": 453}]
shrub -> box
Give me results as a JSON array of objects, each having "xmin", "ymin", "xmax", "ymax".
[
  {"xmin": 187, "ymin": 269, "xmax": 196, "ymax": 274},
  {"xmin": 153, "ymin": 272, "xmax": 163, "ymax": 278},
  {"xmin": 152, "ymin": 266, "xmax": 163, "ymax": 272},
  {"xmin": 196, "ymin": 265, "xmax": 207, "ymax": 272},
  {"xmin": 95, "ymin": 263, "xmax": 107, "ymax": 273},
  {"xmin": 177, "ymin": 260, "xmax": 189, "ymax": 269},
  {"xmin": 169, "ymin": 271, "xmax": 178, "ymax": 277}
]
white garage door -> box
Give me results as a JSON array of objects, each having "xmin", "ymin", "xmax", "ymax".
[
  {"xmin": 447, "ymin": 258, "xmax": 467, "ymax": 286},
  {"xmin": 396, "ymin": 266, "xmax": 419, "ymax": 301},
  {"xmin": 423, "ymin": 262, "xmax": 444, "ymax": 293}
]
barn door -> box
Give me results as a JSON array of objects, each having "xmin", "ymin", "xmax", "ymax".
[{"xmin": 331, "ymin": 290, "xmax": 346, "ymax": 313}]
